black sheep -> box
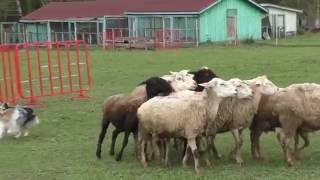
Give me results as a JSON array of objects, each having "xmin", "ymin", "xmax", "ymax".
[
  {"xmin": 140, "ymin": 77, "xmax": 174, "ymax": 100},
  {"xmin": 189, "ymin": 67, "xmax": 218, "ymax": 91},
  {"xmin": 96, "ymin": 77, "xmax": 174, "ymax": 161}
]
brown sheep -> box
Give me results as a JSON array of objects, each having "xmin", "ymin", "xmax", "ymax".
[
  {"xmin": 250, "ymin": 93, "xmax": 310, "ymax": 161},
  {"xmin": 271, "ymin": 83, "xmax": 320, "ymax": 166}
]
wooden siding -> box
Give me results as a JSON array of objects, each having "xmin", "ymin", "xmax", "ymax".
[{"xmin": 200, "ymin": 0, "xmax": 265, "ymax": 42}]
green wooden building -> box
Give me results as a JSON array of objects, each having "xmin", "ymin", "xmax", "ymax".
[
  {"xmin": 126, "ymin": 0, "xmax": 267, "ymax": 43},
  {"xmin": 10, "ymin": 0, "xmax": 266, "ymax": 45}
]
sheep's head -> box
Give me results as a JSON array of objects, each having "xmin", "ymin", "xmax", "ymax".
[
  {"xmin": 246, "ymin": 75, "xmax": 278, "ymax": 96},
  {"xmin": 229, "ymin": 78, "xmax": 253, "ymax": 99},
  {"xmin": 162, "ymin": 70, "xmax": 197, "ymax": 91},
  {"xmin": 199, "ymin": 78, "xmax": 237, "ymax": 98}
]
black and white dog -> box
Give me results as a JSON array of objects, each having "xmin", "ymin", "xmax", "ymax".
[{"xmin": 0, "ymin": 103, "xmax": 40, "ymax": 139}]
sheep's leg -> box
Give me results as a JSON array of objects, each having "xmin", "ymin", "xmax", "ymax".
[
  {"xmin": 182, "ymin": 145, "xmax": 190, "ymax": 167},
  {"xmin": 115, "ymin": 131, "xmax": 130, "ymax": 161},
  {"xmin": 188, "ymin": 138, "xmax": 200, "ymax": 175},
  {"xmin": 204, "ymin": 150, "xmax": 212, "ymax": 168},
  {"xmin": 109, "ymin": 129, "xmax": 121, "ymax": 156},
  {"xmin": 151, "ymin": 134, "xmax": 161, "ymax": 162},
  {"xmin": 181, "ymin": 139, "xmax": 188, "ymax": 160},
  {"xmin": 164, "ymin": 138, "xmax": 170, "ymax": 166},
  {"xmin": 283, "ymin": 135, "xmax": 294, "ymax": 166},
  {"xmin": 210, "ymin": 135, "xmax": 222, "ymax": 159},
  {"xmin": 133, "ymin": 131, "xmax": 139, "ymax": 159},
  {"xmin": 140, "ymin": 138, "xmax": 148, "ymax": 167},
  {"xmin": 250, "ymin": 129, "xmax": 265, "ymax": 160},
  {"xmin": 173, "ymin": 138, "xmax": 178, "ymax": 150},
  {"xmin": 295, "ymin": 132, "xmax": 309, "ymax": 160},
  {"xmin": 231, "ymin": 129, "xmax": 243, "ymax": 164},
  {"xmin": 293, "ymin": 133, "xmax": 299, "ymax": 160},
  {"xmin": 212, "ymin": 143, "xmax": 222, "ymax": 159},
  {"xmin": 146, "ymin": 141, "xmax": 154, "ymax": 161},
  {"xmin": 96, "ymin": 120, "xmax": 110, "ymax": 159},
  {"xmin": 277, "ymin": 127, "xmax": 295, "ymax": 166}
]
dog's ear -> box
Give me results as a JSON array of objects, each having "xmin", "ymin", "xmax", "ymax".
[{"xmin": 3, "ymin": 103, "xmax": 9, "ymax": 109}]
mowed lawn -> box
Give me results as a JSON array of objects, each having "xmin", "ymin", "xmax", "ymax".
[{"xmin": 1, "ymin": 34, "xmax": 320, "ymax": 180}]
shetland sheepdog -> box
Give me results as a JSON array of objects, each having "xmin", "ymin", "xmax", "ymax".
[{"xmin": 0, "ymin": 103, "xmax": 40, "ymax": 139}]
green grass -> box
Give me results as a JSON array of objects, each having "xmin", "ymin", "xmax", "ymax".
[{"xmin": 1, "ymin": 33, "xmax": 320, "ymax": 180}]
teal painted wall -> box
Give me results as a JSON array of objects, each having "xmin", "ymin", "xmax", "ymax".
[
  {"xmin": 200, "ymin": 0, "xmax": 265, "ymax": 42},
  {"xmin": 25, "ymin": 23, "xmax": 48, "ymax": 42}
]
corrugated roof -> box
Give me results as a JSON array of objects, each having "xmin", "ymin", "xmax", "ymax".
[
  {"xmin": 22, "ymin": 0, "xmax": 124, "ymax": 21},
  {"xmin": 260, "ymin": 3, "xmax": 303, "ymax": 13},
  {"xmin": 21, "ymin": 0, "xmax": 266, "ymax": 21},
  {"xmin": 125, "ymin": 0, "xmax": 215, "ymax": 13},
  {"xmin": 21, "ymin": 0, "xmax": 216, "ymax": 21}
]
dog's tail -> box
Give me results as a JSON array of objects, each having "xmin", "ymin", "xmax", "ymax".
[{"xmin": 23, "ymin": 115, "xmax": 40, "ymax": 127}]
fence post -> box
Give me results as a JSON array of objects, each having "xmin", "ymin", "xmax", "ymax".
[
  {"xmin": 1, "ymin": 48, "xmax": 8, "ymax": 102},
  {"xmin": 196, "ymin": 18, "xmax": 199, "ymax": 48},
  {"xmin": 1, "ymin": 41, "xmax": 91, "ymax": 105},
  {"xmin": 14, "ymin": 46, "xmax": 22, "ymax": 99},
  {"xmin": 4, "ymin": 32, "xmax": 7, "ymax": 44},
  {"xmin": 36, "ymin": 45, "xmax": 44, "ymax": 97},
  {"xmin": 112, "ymin": 29, "xmax": 115, "ymax": 48},
  {"xmin": 7, "ymin": 48, "xmax": 15, "ymax": 103}
]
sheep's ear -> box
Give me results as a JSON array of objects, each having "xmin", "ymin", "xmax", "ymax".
[
  {"xmin": 201, "ymin": 66, "xmax": 209, "ymax": 70},
  {"xmin": 170, "ymin": 71, "xmax": 177, "ymax": 75},
  {"xmin": 199, "ymin": 82, "xmax": 210, "ymax": 87},
  {"xmin": 244, "ymin": 80, "xmax": 251, "ymax": 84},
  {"xmin": 181, "ymin": 70, "xmax": 190, "ymax": 74}
]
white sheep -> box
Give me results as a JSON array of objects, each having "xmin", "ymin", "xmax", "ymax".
[
  {"xmin": 211, "ymin": 76, "xmax": 279, "ymax": 164},
  {"xmin": 270, "ymin": 83, "xmax": 320, "ymax": 166},
  {"xmin": 137, "ymin": 78, "xmax": 237, "ymax": 174},
  {"xmin": 96, "ymin": 70, "xmax": 196, "ymax": 161}
]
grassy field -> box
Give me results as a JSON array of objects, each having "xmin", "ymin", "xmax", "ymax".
[{"xmin": 1, "ymin": 33, "xmax": 320, "ymax": 180}]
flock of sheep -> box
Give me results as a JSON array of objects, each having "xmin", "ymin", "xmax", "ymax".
[{"xmin": 96, "ymin": 67, "xmax": 320, "ymax": 174}]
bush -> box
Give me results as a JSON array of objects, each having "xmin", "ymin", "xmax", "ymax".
[
  {"xmin": 242, "ymin": 37, "xmax": 255, "ymax": 44},
  {"xmin": 297, "ymin": 27, "xmax": 305, "ymax": 35}
]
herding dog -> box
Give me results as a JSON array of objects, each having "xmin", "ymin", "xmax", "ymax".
[{"xmin": 0, "ymin": 103, "xmax": 39, "ymax": 139}]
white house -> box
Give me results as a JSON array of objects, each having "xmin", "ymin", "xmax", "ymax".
[{"xmin": 260, "ymin": 3, "xmax": 302, "ymax": 38}]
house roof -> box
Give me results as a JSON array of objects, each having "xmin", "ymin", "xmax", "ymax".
[
  {"xmin": 21, "ymin": 0, "xmax": 132, "ymax": 21},
  {"xmin": 260, "ymin": 3, "xmax": 303, "ymax": 13},
  {"xmin": 125, "ymin": 0, "xmax": 267, "ymax": 14},
  {"xmin": 125, "ymin": 0, "xmax": 216, "ymax": 14},
  {"xmin": 21, "ymin": 0, "xmax": 267, "ymax": 21}
]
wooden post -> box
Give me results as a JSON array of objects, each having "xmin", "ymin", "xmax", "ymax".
[
  {"xmin": 4, "ymin": 31, "xmax": 7, "ymax": 44},
  {"xmin": 103, "ymin": 17, "xmax": 107, "ymax": 48},
  {"xmin": 185, "ymin": 17, "xmax": 188, "ymax": 42},
  {"xmin": 74, "ymin": 22, "xmax": 78, "ymax": 40},
  {"xmin": 96, "ymin": 21, "xmax": 100, "ymax": 44},
  {"xmin": 0, "ymin": 23, "xmax": 3, "ymax": 44},
  {"xmin": 170, "ymin": 16, "xmax": 174, "ymax": 43},
  {"xmin": 128, "ymin": 17, "xmax": 131, "ymax": 39},
  {"xmin": 162, "ymin": 17, "xmax": 165, "ymax": 48},
  {"xmin": 47, "ymin": 21, "xmax": 51, "ymax": 42},
  {"xmin": 112, "ymin": 28, "xmax": 115, "ymax": 48},
  {"xmin": 68, "ymin": 22, "xmax": 71, "ymax": 40},
  {"xmin": 275, "ymin": 15, "xmax": 278, "ymax": 46},
  {"xmin": 196, "ymin": 18, "xmax": 199, "ymax": 48},
  {"xmin": 61, "ymin": 22, "xmax": 65, "ymax": 41}
]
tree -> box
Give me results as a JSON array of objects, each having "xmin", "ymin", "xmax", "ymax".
[{"xmin": 15, "ymin": 0, "xmax": 22, "ymax": 17}]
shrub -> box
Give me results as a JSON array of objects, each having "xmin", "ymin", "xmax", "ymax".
[{"xmin": 242, "ymin": 37, "xmax": 255, "ymax": 44}]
